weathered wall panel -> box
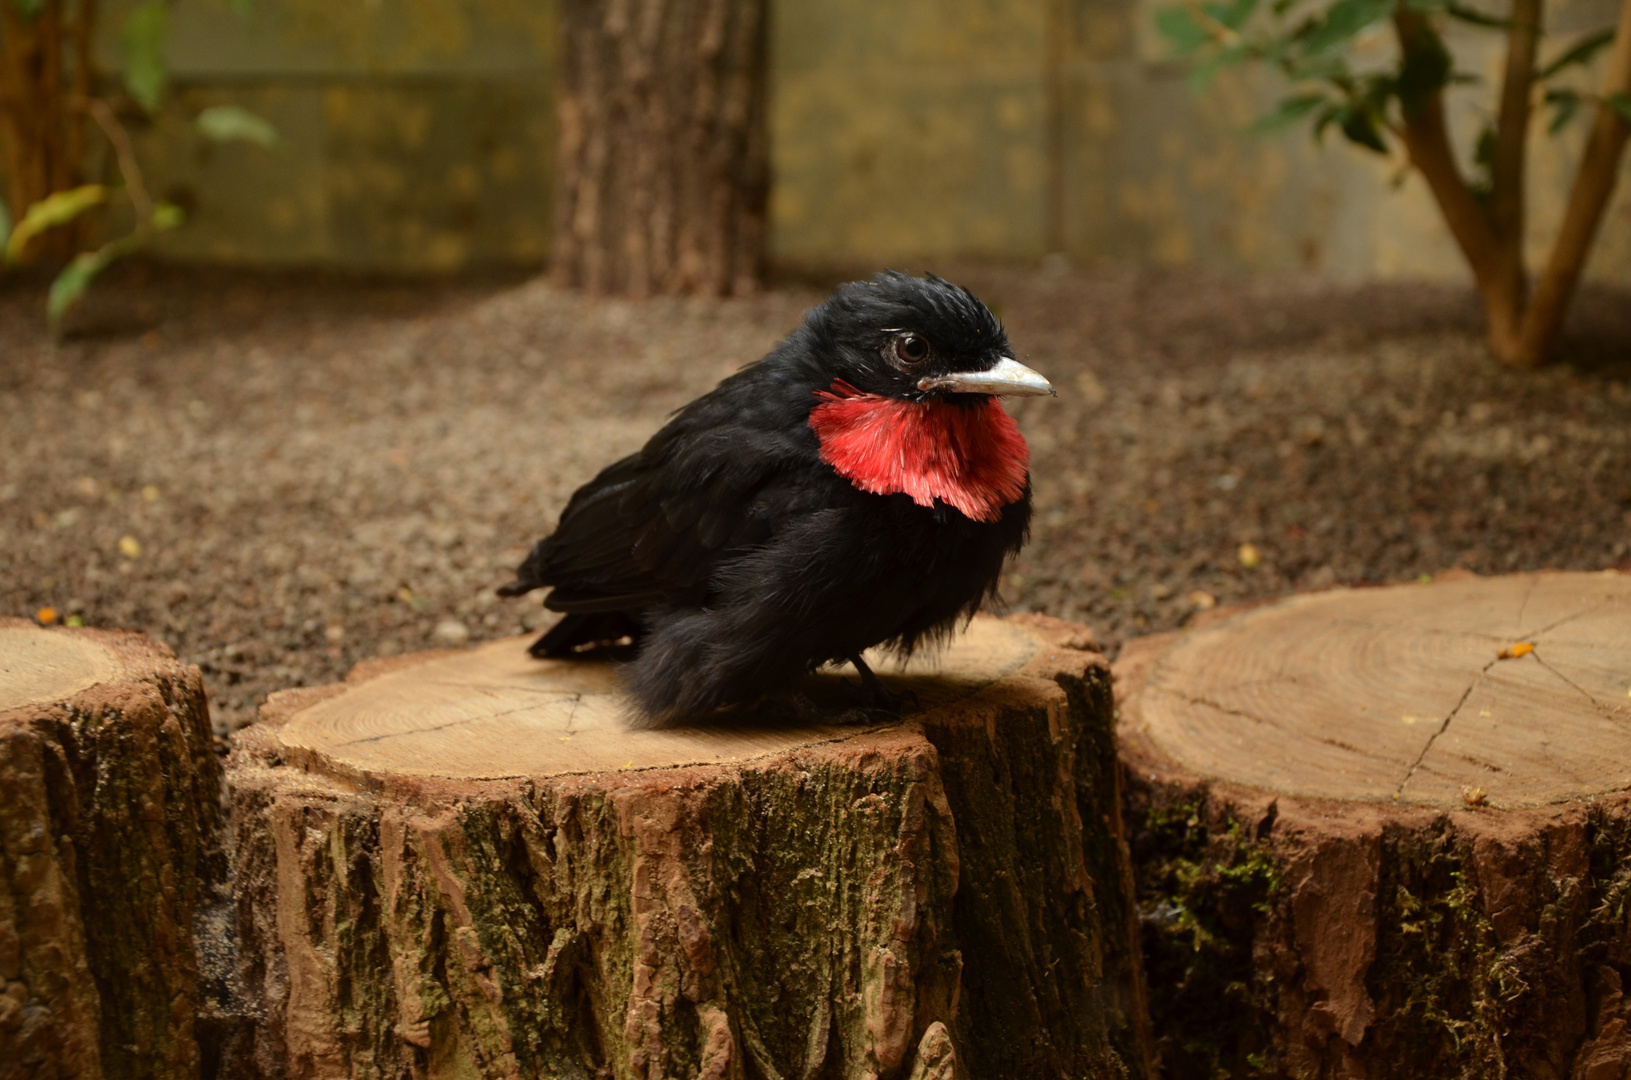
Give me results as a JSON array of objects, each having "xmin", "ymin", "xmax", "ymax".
[{"xmin": 60, "ymin": 0, "xmax": 1631, "ymax": 282}]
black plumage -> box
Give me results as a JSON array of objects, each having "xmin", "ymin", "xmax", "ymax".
[{"xmin": 499, "ymin": 271, "xmax": 1053, "ymax": 727}]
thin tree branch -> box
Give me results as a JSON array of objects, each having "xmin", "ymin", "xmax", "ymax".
[
  {"xmin": 79, "ymin": 96, "xmax": 153, "ymax": 221},
  {"xmin": 1391, "ymin": 12, "xmax": 1505, "ymax": 293},
  {"xmin": 1491, "ymin": 0, "xmax": 1541, "ymax": 245},
  {"xmin": 1489, "ymin": 0, "xmax": 1541, "ymax": 321},
  {"xmin": 1517, "ymin": 0, "xmax": 1631, "ymax": 362}
]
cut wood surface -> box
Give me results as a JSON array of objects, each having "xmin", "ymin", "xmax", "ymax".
[
  {"xmin": 0, "ymin": 619, "xmax": 226, "ymax": 1080},
  {"xmin": 1115, "ymin": 571, "xmax": 1631, "ymax": 1079},
  {"xmin": 1135, "ymin": 569, "xmax": 1631, "ymax": 807},
  {"xmin": 273, "ymin": 616, "xmax": 1047, "ymax": 781},
  {"xmin": 226, "ymin": 613, "xmax": 1150, "ymax": 1080}
]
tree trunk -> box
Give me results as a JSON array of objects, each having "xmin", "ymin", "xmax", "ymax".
[
  {"xmin": 1393, "ymin": 2, "xmax": 1631, "ymax": 368},
  {"xmin": 0, "ymin": 0, "xmax": 94, "ymax": 264},
  {"xmin": 1115, "ymin": 570, "xmax": 1631, "ymax": 1078},
  {"xmin": 0, "ymin": 619, "xmax": 227, "ymax": 1080},
  {"xmin": 222, "ymin": 614, "xmax": 1152, "ymax": 1080},
  {"xmin": 550, "ymin": 0, "xmax": 768, "ymax": 298}
]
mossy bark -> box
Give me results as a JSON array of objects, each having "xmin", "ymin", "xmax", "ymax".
[
  {"xmin": 1122, "ymin": 720, "xmax": 1631, "ymax": 1079},
  {"xmin": 0, "ymin": 621, "xmax": 227, "ymax": 1080},
  {"xmin": 221, "ymin": 617, "xmax": 1150, "ymax": 1080}
]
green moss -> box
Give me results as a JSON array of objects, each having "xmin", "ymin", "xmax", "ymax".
[
  {"xmin": 1131, "ymin": 797, "xmax": 1281, "ymax": 1080},
  {"xmin": 1365, "ymin": 824, "xmax": 1511, "ymax": 1078}
]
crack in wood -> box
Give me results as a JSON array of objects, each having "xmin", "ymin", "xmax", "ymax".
[
  {"xmin": 1514, "ymin": 574, "xmax": 1539, "ymax": 631},
  {"xmin": 1172, "ymin": 689, "xmax": 1394, "ymax": 762},
  {"xmin": 332, "ymin": 694, "xmax": 580, "ymax": 746},
  {"xmin": 1393, "ymin": 658, "xmax": 1498, "ymax": 800},
  {"xmin": 1532, "ymin": 651, "xmax": 1630, "ymax": 732},
  {"xmin": 1522, "ymin": 598, "xmax": 1622, "ymax": 642}
]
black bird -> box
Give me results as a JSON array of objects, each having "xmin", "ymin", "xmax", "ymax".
[{"xmin": 499, "ymin": 271, "xmax": 1055, "ymax": 727}]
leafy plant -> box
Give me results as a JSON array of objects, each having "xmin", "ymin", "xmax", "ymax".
[
  {"xmin": 0, "ymin": 0, "xmax": 276, "ymax": 334},
  {"xmin": 1158, "ymin": 0, "xmax": 1631, "ymax": 366}
]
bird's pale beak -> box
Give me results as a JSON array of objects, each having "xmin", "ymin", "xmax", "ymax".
[{"xmin": 917, "ymin": 356, "xmax": 1056, "ymax": 397}]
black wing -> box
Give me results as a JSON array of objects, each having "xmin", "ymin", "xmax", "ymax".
[{"xmin": 500, "ymin": 366, "xmax": 828, "ymax": 618}]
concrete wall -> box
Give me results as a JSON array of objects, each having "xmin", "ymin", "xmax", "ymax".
[
  {"xmin": 117, "ymin": 0, "xmax": 555, "ymax": 270},
  {"xmin": 98, "ymin": 0, "xmax": 1631, "ymax": 282}
]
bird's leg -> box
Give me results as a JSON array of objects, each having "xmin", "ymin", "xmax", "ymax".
[{"xmin": 846, "ymin": 654, "xmax": 920, "ymax": 715}]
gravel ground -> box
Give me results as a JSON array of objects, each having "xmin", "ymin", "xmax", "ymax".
[{"xmin": 3, "ymin": 260, "xmax": 1629, "ymax": 734}]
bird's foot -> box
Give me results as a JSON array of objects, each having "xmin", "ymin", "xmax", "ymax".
[{"xmin": 846, "ymin": 654, "xmax": 920, "ymax": 716}]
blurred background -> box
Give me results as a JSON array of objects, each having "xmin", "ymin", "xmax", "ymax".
[
  {"xmin": 3, "ymin": 0, "xmax": 1630, "ymax": 735},
  {"xmin": 60, "ymin": 0, "xmax": 1631, "ymax": 278}
]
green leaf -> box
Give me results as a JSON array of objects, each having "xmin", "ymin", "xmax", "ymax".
[
  {"xmin": 1301, "ymin": 0, "xmax": 1392, "ymax": 54},
  {"xmin": 1396, "ymin": 21, "xmax": 1452, "ymax": 115},
  {"xmin": 1339, "ymin": 105, "xmax": 1389, "ymax": 152},
  {"xmin": 195, "ymin": 105, "xmax": 279, "ymax": 148},
  {"xmin": 1546, "ymin": 88, "xmax": 1582, "ymax": 133},
  {"xmin": 1608, "ymin": 92, "xmax": 1631, "ymax": 125},
  {"xmin": 1538, "ymin": 29, "xmax": 1616, "ymax": 81},
  {"xmin": 1156, "ymin": 7, "xmax": 1212, "ymax": 52},
  {"xmin": 151, "ymin": 202, "xmax": 185, "ymax": 231},
  {"xmin": 44, "ymin": 215, "xmax": 169, "ymax": 331},
  {"xmin": 1205, "ymin": 0, "xmax": 1258, "ymax": 31},
  {"xmin": 121, "ymin": 2, "xmax": 169, "ymax": 114},
  {"xmin": 1190, "ymin": 43, "xmax": 1251, "ymax": 88},
  {"xmin": 5, "ymin": 185, "xmax": 108, "ymax": 263},
  {"xmin": 1312, "ymin": 102, "xmax": 1345, "ymax": 142},
  {"xmin": 1442, "ymin": 1, "xmax": 1508, "ymax": 27},
  {"xmin": 47, "ymin": 250, "xmax": 112, "ymax": 328},
  {"xmin": 1249, "ymin": 92, "xmax": 1329, "ymax": 132}
]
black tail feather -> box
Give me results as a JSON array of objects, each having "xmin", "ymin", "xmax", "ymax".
[{"xmin": 529, "ymin": 611, "xmax": 644, "ymax": 658}]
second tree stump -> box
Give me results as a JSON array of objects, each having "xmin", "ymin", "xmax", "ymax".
[
  {"xmin": 226, "ymin": 614, "xmax": 1151, "ymax": 1080},
  {"xmin": 1117, "ymin": 570, "xmax": 1631, "ymax": 1080}
]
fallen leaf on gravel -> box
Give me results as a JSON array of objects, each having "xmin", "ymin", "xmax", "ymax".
[
  {"xmin": 1237, "ymin": 543, "xmax": 1261, "ymax": 568},
  {"xmin": 1497, "ymin": 642, "xmax": 1534, "ymax": 659},
  {"xmin": 118, "ymin": 535, "xmax": 142, "ymax": 559},
  {"xmin": 1461, "ymin": 785, "xmax": 1488, "ymax": 807},
  {"xmin": 74, "ymin": 476, "xmax": 100, "ymax": 499},
  {"xmin": 65, "ymin": 615, "xmax": 83, "ymax": 627},
  {"xmin": 1188, "ymin": 591, "xmax": 1217, "ymax": 610},
  {"xmin": 141, "ymin": 485, "xmax": 161, "ymax": 502},
  {"xmin": 36, "ymin": 606, "xmax": 57, "ymax": 625}
]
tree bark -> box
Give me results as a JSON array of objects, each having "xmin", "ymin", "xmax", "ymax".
[
  {"xmin": 1393, "ymin": 2, "xmax": 1631, "ymax": 368},
  {"xmin": 1515, "ymin": 0, "xmax": 1631, "ymax": 366},
  {"xmin": 550, "ymin": 0, "xmax": 769, "ymax": 298},
  {"xmin": 222, "ymin": 614, "xmax": 1151, "ymax": 1080},
  {"xmin": 1115, "ymin": 570, "xmax": 1631, "ymax": 1078},
  {"xmin": 0, "ymin": 0, "xmax": 94, "ymax": 264},
  {"xmin": 0, "ymin": 619, "xmax": 227, "ymax": 1080}
]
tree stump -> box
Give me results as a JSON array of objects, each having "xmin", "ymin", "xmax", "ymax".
[
  {"xmin": 549, "ymin": 0, "xmax": 769, "ymax": 297},
  {"xmin": 1115, "ymin": 570, "xmax": 1631, "ymax": 1079},
  {"xmin": 224, "ymin": 614, "xmax": 1151, "ymax": 1080},
  {"xmin": 0, "ymin": 619, "xmax": 226, "ymax": 1080}
]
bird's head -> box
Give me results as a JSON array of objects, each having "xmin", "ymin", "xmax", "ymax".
[{"xmin": 806, "ymin": 271, "xmax": 1054, "ymax": 401}]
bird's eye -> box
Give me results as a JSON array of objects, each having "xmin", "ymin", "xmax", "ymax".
[{"xmin": 890, "ymin": 334, "xmax": 930, "ymax": 368}]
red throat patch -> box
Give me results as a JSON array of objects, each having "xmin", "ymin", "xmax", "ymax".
[{"xmin": 808, "ymin": 379, "xmax": 1030, "ymax": 523}]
